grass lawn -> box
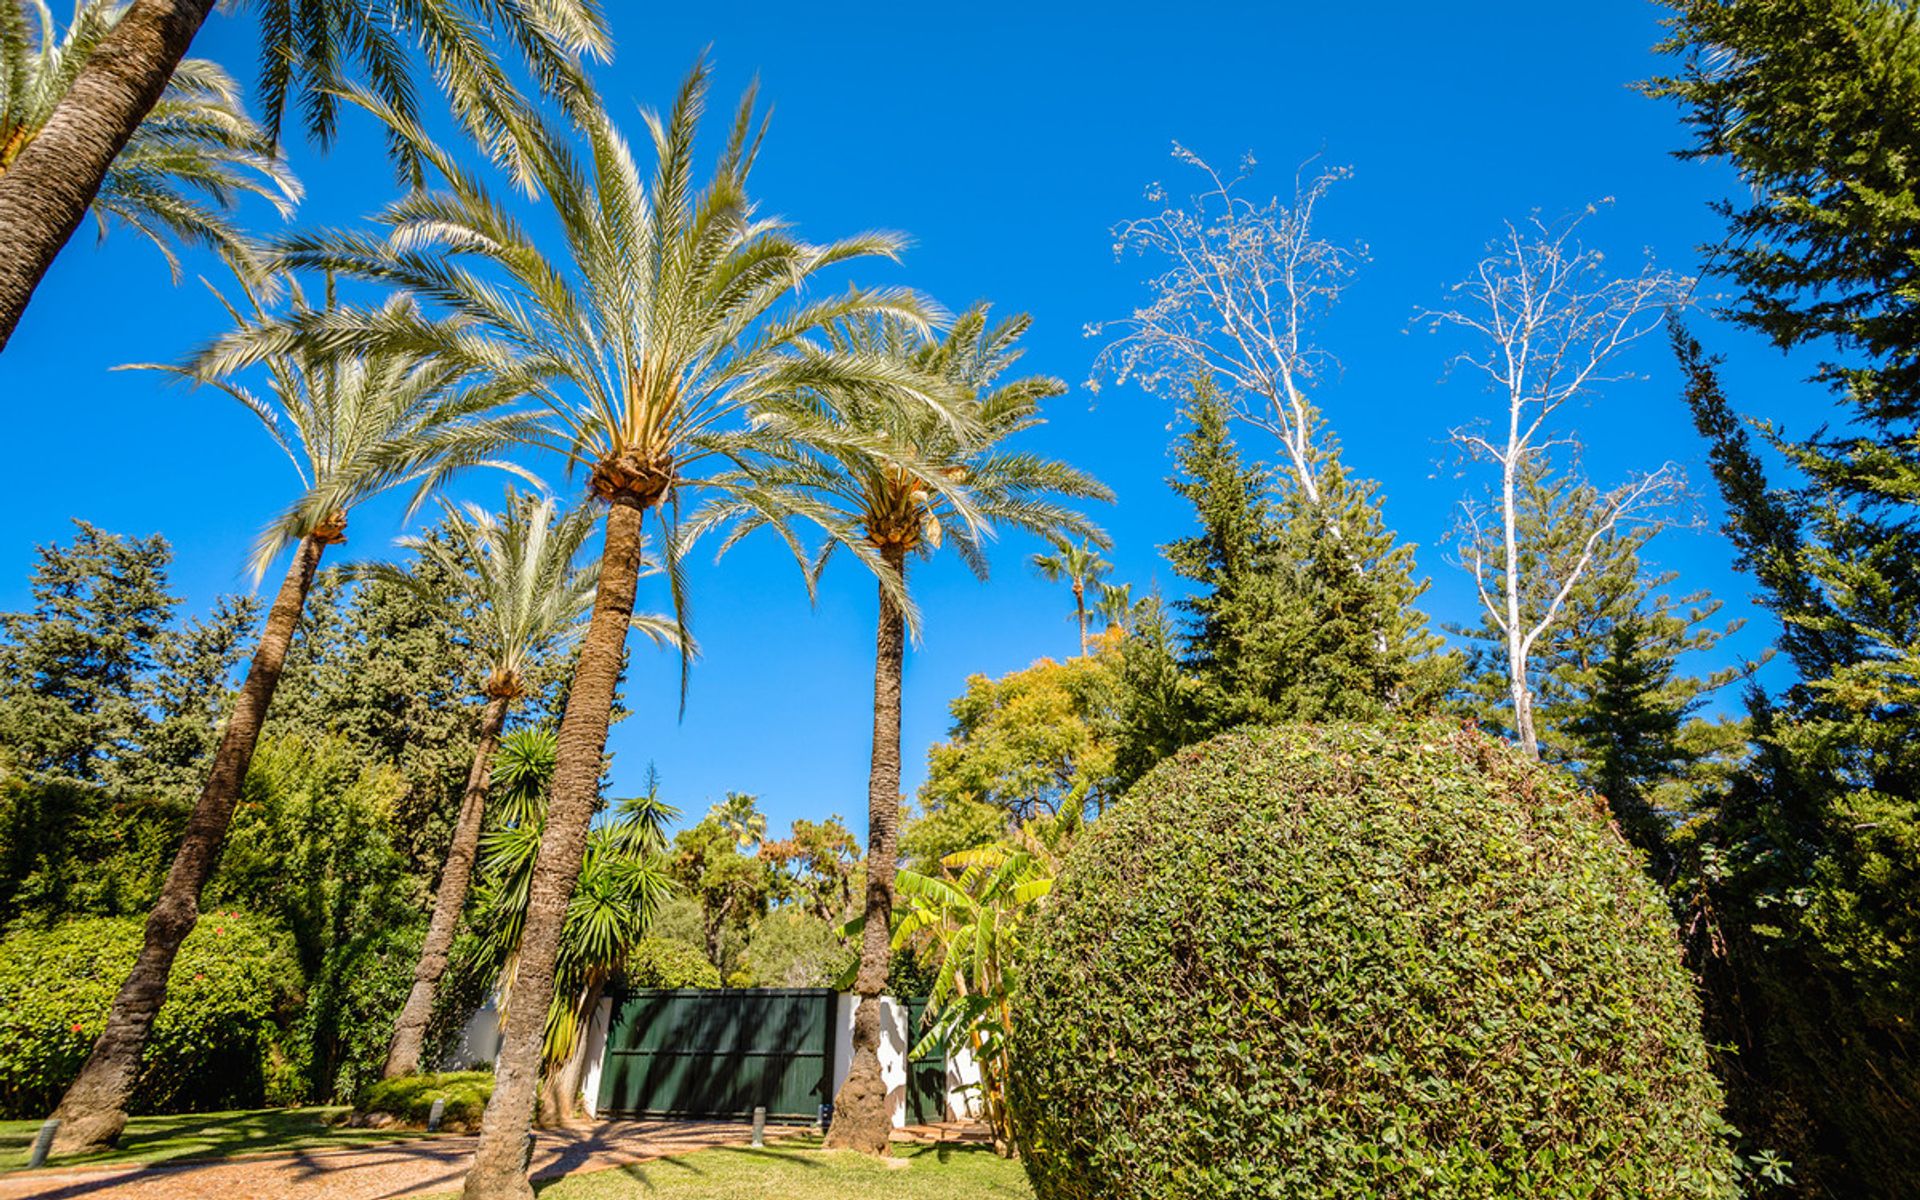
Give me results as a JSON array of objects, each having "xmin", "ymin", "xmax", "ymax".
[
  {"xmin": 0, "ymin": 1105, "xmax": 433, "ymax": 1170},
  {"xmin": 520, "ymin": 1138, "xmax": 1034, "ymax": 1199}
]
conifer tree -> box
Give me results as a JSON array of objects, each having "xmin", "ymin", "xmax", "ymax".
[{"xmin": 1116, "ymin": 384, "xmax": 1455, "ymax": 780}]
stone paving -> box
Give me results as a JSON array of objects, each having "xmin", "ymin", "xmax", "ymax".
[{"xmin": 0, "ymin": 1118, "xmax": 807, "ymax": 1200}]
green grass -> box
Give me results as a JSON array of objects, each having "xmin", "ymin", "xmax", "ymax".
[
  {"xmin": 0, "ymin": 1106, "xmax": 435, "ymax": 1171},
  {"xmin": 517, "ymin": 1138, "xmax": 1033, "ymax": 1199}
]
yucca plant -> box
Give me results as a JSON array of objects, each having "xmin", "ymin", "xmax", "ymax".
[
  {"xmin": 0, "ymin": 0, "xmax": 300, "ymax": 286},
  {"xmin": 355, "ymin": 492, "xmax": 681, "ymax": 1080},
  {"xmin": 467, "ymin": 731, "xmax": 675, "ymax": 1124},
  {"xmin": 696, "ymin": 303, "xmax": 1110, "ymax": 1153},
  {"xmin": 1032, "ymin": 539, "xmax": 1112, "ymax": 655},
  {"xmin": 46, "ymin": 292, "xmax": 541, "ymax": 1155},
  {"xmin": 0, "ymin": 0, "xmax": 606, "ymax": 351},
  {"xmin": 252, "ymin": 59, "xmax": 954, "ymax": 1196}
]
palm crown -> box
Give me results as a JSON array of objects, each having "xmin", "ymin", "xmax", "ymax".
[
  {"xmin": 163, "ymin": 291, "xmax": 547, "ymax": 577},
  {"xmin": 0, "ymin": 0, "xmax": 299, "ymax": 280},
  {"xmin": 267, "ymin": 59, "xmax": 952, "ymax": 624},
  {"xmin": 700, "ymin": 304, "xmax": 1113, "ymax": 620},
  {"xmin": 356, "ymin": 492, "xmax": 684, "ymax": 700}
]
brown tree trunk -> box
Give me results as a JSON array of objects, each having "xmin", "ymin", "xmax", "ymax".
[
  {"xmin": 461, "ymin": 501, "xmax": 647, "ymax": 1200},
  {"xmin": 827, "ymin": 548, "xmax": 906, "ymax": 1155},
  {"xmin": 0, "ymin": 0, "xmax": 216, "ymax": 352},
  {"xmin": 49, "ymin": 532, "xmax": 327, "ymax": 1153},
  {"xmin": 384, "ymin": 692, "xmax": 513, "ymax": 1080},
  {"xmin": 1073, "ymin": 581, "xmax": 1087, "ymax": 656}
]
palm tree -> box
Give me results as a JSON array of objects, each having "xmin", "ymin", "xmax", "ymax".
[
  {"xmin": 0, "ymin": 0, "xmax": 605, "ymax": 351},
  {"xmin": 1095, "ymin": 580, "xmax": 1135, "ymax": 633},
  {"xmin": 257, "ymin": 61, "xmax": 952, "ymax": 1198},
  {"xmin": 467, "ymin": 732, "xmax": 675, "ymax": 1124},
  {"xmin": 359, "ymin": 492, "xmax": 680, "ymax": 1080},
  {"xmin": 713, "ymin": 791, "xmax": 766, "ymax": 850},
  {"xmin": 47, "ymin": 296, "xmax": 539, "ymax": 1155},
  {"xmin": 1032, "ymin": 539, "xmax": 1112, "ymax": 655},
  {"xmin": 0, "ymin": 1, "xmax": 300, "ymax": 286},
  {"xmin": 698, "ymin": 303, "xmax": 1111, "ymax": 1153}
]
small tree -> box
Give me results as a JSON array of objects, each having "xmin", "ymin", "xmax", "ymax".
[
  {"xmin": 1424, "ymin": 208, "xmax": 1690, "ymax": 758},
  {"xmin": 1090, "ymin": 147, "xmax": 1361, "ymax": 505},
  {"xmin": 1031, "ymin": 541, "xmax": 1110, "ymax": 656}
]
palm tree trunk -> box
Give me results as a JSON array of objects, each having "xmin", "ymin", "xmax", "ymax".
[
  {"xmin": 462, "ymin": 501, "xmax": 647, "ymax": 1200},
  {"xmin": 827, "ymin": 547, "xmax": 906, "ymax": 1155},
  {"xmin": 49, "ymin": 531, "xmax": 327, "ymax": 1153},
  {"xmin": 384, "ymin": 692, "xmax": 513, "ymax": 1080},
  {"xmin": 1073, "ymin": 581, "xmax": 1087, "ymax": 656},
  {"xmin": 0, "ymin": 0, "xmax": 216, "ymax": 353}
]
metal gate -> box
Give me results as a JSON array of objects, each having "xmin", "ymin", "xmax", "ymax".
[
  {"xmin": 595, "ymin": 988, "xmax": 835, "ymax": 1121},
  {"xmin": 903, "ymin": 996, "xmax": 949, "ymax": 1124}
]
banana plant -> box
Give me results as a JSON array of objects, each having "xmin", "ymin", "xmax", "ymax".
[{"xmin": 888, "ymin": 834, "xmax": 1059, "ymax": 1156}]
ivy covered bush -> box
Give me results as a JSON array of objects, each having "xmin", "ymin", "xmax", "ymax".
[
  {"xmin": 1009, "ymin": 721, "xmax": 1738, "ymax": 1200},
  {"xmin": 357, "ymin": 1070, "xmax": 494, "ymax": 1129},
  {"xmin": 0, "ymin": 913, "xmax": 300, "ymax": 1117}
]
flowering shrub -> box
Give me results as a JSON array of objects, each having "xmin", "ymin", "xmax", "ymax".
[{"xmin": 0, "ymin": 913, "xmax": 299, "ymax": 1116}]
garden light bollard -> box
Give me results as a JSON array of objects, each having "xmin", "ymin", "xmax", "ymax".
[
  {"xmin": 27, "ymin": 1119, "xmax": 58, "ymax": 1168},
  {"xmin": 427, "ymin": 1098, "xmax": 446, "ymax": 1132},
  {"xmin": 752, "ymin": 1106, "xmax": 766, "ymax": 1148}
]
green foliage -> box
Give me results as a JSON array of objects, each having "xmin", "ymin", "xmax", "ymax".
[
  {"xmin": 1009, "ymin": 721, "xmax": 1738, "ymax": 1200},
  {"xmin": 1114, "ymin": 386, "xmax": 1457, "ymax": 786},
  {"xmin": 923, "ymin": 645, "xmax": 1122, "ymax": 823},
  {"xmin": 624, "ymin": 938, "xmax": 721, "ymax": 989},
  {"xmin": 742, "ymin": 911, "xmax": 855, "ymax": 989},
  {"xmin": 901, "ymin": 794, "xmax": 1007, "ymax": 877},
  {"xmin": 763, "ymin": 817, "xmax": 861, "ymax": 920},
  {"xmin": 1663, "ymin": 326, "xmax": 1920, "ymax": 1196},
  {"xmin": 667, "ymin": 811, "xmax": 774, "ymax": 974},
  {"xmin": 1651, "ymin": 0, "xmax": 1920, "ymax": 484},
  {"xmin": 0, "ymin": 521, "xmax": 177, "ymax": 784},
  {"xmin": 0, "ymin": 914, "xmax": 300, "ymax": 1118},
  {"xmin": 356, "ymin": 1070, "xmax": 494, "ymax": 1128}
]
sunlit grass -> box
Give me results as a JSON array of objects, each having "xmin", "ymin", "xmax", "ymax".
[{"xmin": 0, "ymin": 1106, "xmax": 434, "ymax": 1171}]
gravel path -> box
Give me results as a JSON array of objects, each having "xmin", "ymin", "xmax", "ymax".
[{"xmin": 0, "ymin": 1119, "xmax": 806, "ymax": 1200}]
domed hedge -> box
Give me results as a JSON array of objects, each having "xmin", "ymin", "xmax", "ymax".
[{"xmin": 1008, "ymin": 722, "xmax": 1736, "ymax": 1199}]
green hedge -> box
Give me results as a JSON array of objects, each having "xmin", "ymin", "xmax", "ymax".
[
  {"xmin": 0, "ymin": 913, "xmax": 301, "ymax": 1117},
  {"xmin": 625, "ymin": 937, "xmax": 721, "ymax": 988},
  {"xmin": 1009, "ymin": 721, "xmax": 1738, "ymax": 1200},
  {"xmin": 357, "ymin": 1070, "xmax": 493, "ymax": 1128}
]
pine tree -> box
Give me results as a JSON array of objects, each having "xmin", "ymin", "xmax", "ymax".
[
  {"xmin": 0, "ymin": 522, "xmax": 175, "ymax": 782},
  {"xmin": 1116, "ymin": 383, "xmax": 1456, "ymax": 781}
]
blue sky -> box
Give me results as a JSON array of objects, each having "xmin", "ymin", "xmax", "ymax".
[{"xmin": 0, "ymin": 2, "xmax": 1830, "ymax": 841}]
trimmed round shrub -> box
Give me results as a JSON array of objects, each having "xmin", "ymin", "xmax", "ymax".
[
  {"xmin": 357, "ymin": 1070, "xmax": 493, "ymax": 1129},
  {"xmin": 0, "ymin": 913, "xmax": 300, "ymax": 1117},
  {"xmin": 624, "ymin": 937, "xmax": 721, "ymax": 989},
  {"xmin": 1009, "ymin": 722, "xmax": 1738, "ymax": 1200}
]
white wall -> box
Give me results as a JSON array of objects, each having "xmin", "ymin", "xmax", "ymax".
[
  {"xmin": 435, "ymin": 994, "xmax": 503, "ymax": 1071},
  {"xmin": 829, "ymin": 994, "xmax": 983, "ymax": 1126},
  {"xmin": 578, "ymin": 995, "xmax": 613, "ymax": 1118}
]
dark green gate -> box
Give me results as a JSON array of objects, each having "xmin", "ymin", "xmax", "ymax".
[
  {"xmin": 903, "ymin": 996, "xmax": 949, "ymax": 1124},
  {"xmin": 596, "ymin": 988, "xmax": 835, "ymax": 1121}
]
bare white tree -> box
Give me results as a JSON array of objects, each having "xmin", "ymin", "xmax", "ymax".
[
  {"xmin": 1089, "ymin": 145, "xmax": 1363, "ymax": 504},
  {"xmin": 1424, "ymin": 206, "xmax": 1691, "ymax": 758}
]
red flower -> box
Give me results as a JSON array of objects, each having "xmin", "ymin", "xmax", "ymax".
[{"xmin": 70, "ymin": 1023, "xmax": 84, "ymax": 1033}]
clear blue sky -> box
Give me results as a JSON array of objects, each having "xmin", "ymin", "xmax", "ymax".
[{"xmin": 0, "ymin": 2, "xmax": 1828, "ymax": 841}]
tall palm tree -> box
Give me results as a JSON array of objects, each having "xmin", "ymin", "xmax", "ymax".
[
  {"xmin": 255, "ymin": 61, "xmax": 952, "ymax": 1198},
  {"xmin": 0, "ymin": 1, "xmax": 300, "ymax": 285},
  {"xmin": 1032, "ymin": 539, "xmax": 1112, "ymax": 655},
  {"xmin": 466, "ymin": 731, "xmax": 675, "ymax": 1124},
  {"xmin": 698, "ymin": 304, "xmax": 1111, "ymax": 1153},
  {"xmin": 47, "ymin": 295, "xmax": 540, "ymax": 1155},
  {"xmin": 358, "ymin": 492, "xmax": 679, "ymax": 1080},
  {"xmin": 0, "ymin": 0, "xmax": 605, "ymax": 351}
]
